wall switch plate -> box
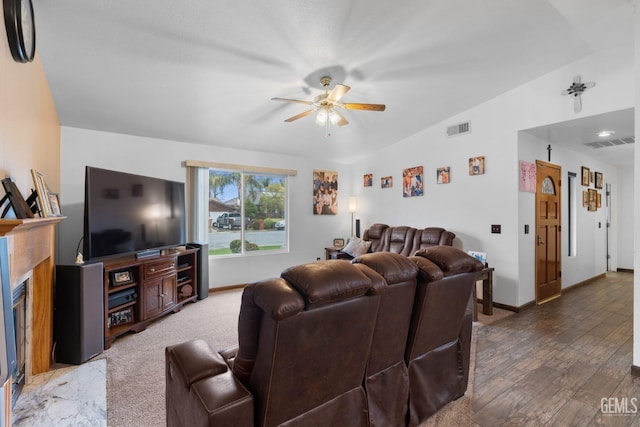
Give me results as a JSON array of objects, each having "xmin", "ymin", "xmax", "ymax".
[
  {"xmin": 524, "ymin": 224, "xmax": 529, "ymax": 234},
  {"xmin": 491, "ymin": 224, "xmax": 501, "ymax": 234}
]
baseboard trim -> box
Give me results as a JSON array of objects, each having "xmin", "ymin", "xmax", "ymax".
[
  {"xmin": 209, "ymin": 284, "xmax": 246, "ymax": 293},
  {"xmin": 563, "ymin": 273, "xmax": 607, "ymax": 293},
  {"xmin": 631, "ymin": 365, "xmax": 640, "ymax": 377},
  {"xmin": 617, "ymin": 268, "xmax": 634, "ymax": 273},
  {"xmin": 493, "ymin": 301, "xmax": 534, "ymax": 313}
]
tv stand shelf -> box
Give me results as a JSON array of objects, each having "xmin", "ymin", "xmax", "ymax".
[{"xmin": 101, "ymin": 248, "xmax": 199, "ymax": 348}]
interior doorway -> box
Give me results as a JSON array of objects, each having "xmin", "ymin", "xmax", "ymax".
[{"xmin": 535, "ymin": 160, "xmax": 562, "ymax": 304}]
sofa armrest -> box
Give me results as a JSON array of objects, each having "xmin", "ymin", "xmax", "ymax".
[{"xmin": 166, "ymin": 340, "xmax": 254, "ymax": 427}]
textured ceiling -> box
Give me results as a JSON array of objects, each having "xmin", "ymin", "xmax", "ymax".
[{"xmin": 32, "ymin": 0, "xmax": 635, "ymax": 164}]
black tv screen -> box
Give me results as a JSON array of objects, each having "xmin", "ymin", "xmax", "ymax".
[{"xmin": 83, "ymin": 167, "xmax": 186, "ymax": 261}]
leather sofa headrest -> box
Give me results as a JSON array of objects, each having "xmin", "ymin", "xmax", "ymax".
[
  {"xmin": 365, "ymin": 223, "xmax": 389, "ymax": 239},
  {"xmin": 353, "ymin": 252, "xmax": 419, "ymax": 284},
  {"xmin": 282, "ymin": 260, "xmax": 377, "ymax": 309},
  {"xmin": 413, "ymin": 246, "xmax": 484, "ymax": 276},
  {"xmin": 409, "ymin": 256, "xmax": 444, "ymax": 282}
]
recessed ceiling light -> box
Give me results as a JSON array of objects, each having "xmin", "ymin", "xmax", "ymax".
[{"xmin": 597, "ymin": 130, "xmax": 615, "ymax": 138}]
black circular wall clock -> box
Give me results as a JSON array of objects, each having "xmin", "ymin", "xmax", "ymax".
[{"xmin": 4, "ymin": 0, "xmax": 36, "ymax": 63}]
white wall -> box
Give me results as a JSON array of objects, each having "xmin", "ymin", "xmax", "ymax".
[
  {"xmin": 617, "ymin": 166, "xmax": 634, "ymax": 270},
  {"xmin": 59, "ymin": 127, "xmax": 352, "ymax": 287},
  {"xmin": 349, "ymin": 45, "xmax": 634, "ymax": 308}
]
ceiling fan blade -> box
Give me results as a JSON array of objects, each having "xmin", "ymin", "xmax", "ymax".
[
  {"xmin": 584, "ymin": 82, "xmax": 596, "ymax": 89},
  {"xmin": 327, "ymin": 84, "xmax": 350, "ymax": 103},
  {"xmin": 560, "ymin": 89, "xmax": 570, "ymax": 96},
  {"xmin": 342, "ymin": 103, "xmax": 386, "ymax": 112},
  {"xmin": 284, "ymin": 109, "xmax": 315, "ymax": 122},
  {"xmin": 573, "ymin": 75, "xmax": 581, "ymax": 83},
  {"xmin": 334, "ymin": 110, "xmax": 349, "ymax": 126},
  {"xmin": 271, "ymin": 97, "xmax": 314, "ymax": 105},
  {"xmin": 574, "ymin": 95, "xmax": 582, "ymax": 113}
]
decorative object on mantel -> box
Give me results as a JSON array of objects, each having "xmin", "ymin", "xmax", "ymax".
[
  {"xmin": 271, "ymin": 76, "xmax": 385, "ymax": 137},
  {"xmin": 30, "ymin": 169, "xmax": 61, "ymax": 217},
  {"xmin": 561, "ymin": 75, "xmax": 595, "ymax": 113},
  {"xmin": 313, "ymin": 170, "xmax": 338, "ymax": 215},
  {"xmin": 3, "ymin": 0, "xmax": 36, "ymax": 63},
  {"xmin": 1, "ymin": 178, "xmax": 34, "ymax": 219},
  {"xmin": 402, "ymin": 166, "xmax": 423, "ymax": 197}
]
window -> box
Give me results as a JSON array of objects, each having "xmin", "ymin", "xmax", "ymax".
[{"xmin": 208, "ymin": 169, "xmax": 288, "ymax": 256}]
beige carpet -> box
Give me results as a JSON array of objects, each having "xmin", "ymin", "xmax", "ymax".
[{"xmin": 98, "ymin": 289, "xmax": 487, "ymax": 427}]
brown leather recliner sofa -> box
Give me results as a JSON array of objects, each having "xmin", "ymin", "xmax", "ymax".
[
  {"xmin": 166, "ymin": 246, "xmax": 483, "ymax": 427},
  {"xmin": 333, "ymin": 223, "xmax": 456, "ymax": 260}
]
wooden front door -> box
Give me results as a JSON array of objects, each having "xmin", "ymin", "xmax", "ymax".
[{"xmin": 535, "ymin": 161, "xmax": 562, "ymax": 303}]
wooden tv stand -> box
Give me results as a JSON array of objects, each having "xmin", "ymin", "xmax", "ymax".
[{"xmin": 101, "ymin": 248, "xmax": 199, "ymax": 349}]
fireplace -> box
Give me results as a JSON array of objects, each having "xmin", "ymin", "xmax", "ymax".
[
  {"xmin": 0, "ymin": 217, "xmax": 63, "ymax": 422},
  {"xmin": 11, "ymin": 282, "xmax": 25, "ymax": 406}
]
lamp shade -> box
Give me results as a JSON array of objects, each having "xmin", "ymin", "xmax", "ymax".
[{"xmin": 348, "ymin": 196, "xmax": 357, "ymax": 213}]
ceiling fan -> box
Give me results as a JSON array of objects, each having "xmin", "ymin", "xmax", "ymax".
[
  {"xmin": 271, "ymin": 76, "xmax": 386, "ymax": 137},
  {"xmin": 561, "ymin": 75, "xmax": 595, "ymax": 113}
]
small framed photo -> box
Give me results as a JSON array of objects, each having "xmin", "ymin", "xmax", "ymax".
[
  {"xmin": 469, "ymin": 156, "xmax": 485, "ymax": 175},
  {"xmin": 48, "ymin": 193, "xmax": 62, "ymax": 216},
  {"xmin": 594, "ymin": 172, "xmax": 603, "ymax": 189},
  {"xmin": 437, "ymin": 166, "xmax": 451, "ymax": 184},
  {"xmin": 333, "ymin": 238, "xmax": 345, "ymax": 248},
  {"xmin": 581, "ymin": 166, "xmax": 590, "ymax": 186},
  {"xmin": 110, "ymin": 270, "xmax": 134, "ymax": 286},
  {"xmin": 363, "ymin": 174, "xmax": 373, "ymax": 187},
  {"xmin": 381, "ymin": 176, "xmax": 393, "ymax": 188}
]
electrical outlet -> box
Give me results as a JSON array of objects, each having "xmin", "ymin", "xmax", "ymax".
[{"xmin": 491, "ymin": 224, "xmax": 501, "ymax": 234}]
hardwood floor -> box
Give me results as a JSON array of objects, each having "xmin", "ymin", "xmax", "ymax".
[{"xmin": 473, "ymin": 271, "xmax": 640, "ymax": 426}]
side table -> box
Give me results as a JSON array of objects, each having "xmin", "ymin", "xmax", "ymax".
[
  {"xmin": 473, "ymin": 267, "xmax": 494, "ymax": 321},
  {"xmin": 324, "ymin": 246, "xmax": 344, "ymax": 260}
]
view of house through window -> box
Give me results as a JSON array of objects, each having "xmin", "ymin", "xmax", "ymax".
[{"xmin": 208, "ymin": 169, "xmax": 287, "ymax": 256}]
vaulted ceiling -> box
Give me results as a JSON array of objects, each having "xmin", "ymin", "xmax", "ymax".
[{"xmin": 33, "ymin": 0, "xmax": 634, "ymax": 164}]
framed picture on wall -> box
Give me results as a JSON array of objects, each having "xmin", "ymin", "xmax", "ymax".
[
  {"xmin": 363, "ymin": 174, "xmax": 373, "ymax": 187},
  {"xmin": 437, "ymin": 166, "xmax": 451, "ymax": 184},
  {"xmin": 381, "ymin": 176, "xmax": 393, "ymax": 188},
  {"xmin": 469, "ymin": 156, "xmax": 485, "ymax": 175},
  {"xmin": 594, "ymin": 172, "xmax": 603, "ymax": 189},
  {"xmin": 402, "ymin": 166, "xmax": 423, "ymax": 197},
  {"xmin": 581, "ymin": 166, "xmax": 590, "ymax": 186}
]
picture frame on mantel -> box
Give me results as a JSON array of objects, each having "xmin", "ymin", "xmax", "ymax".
[{"xmin": 30, "ymin": 169, "xmax": 53, "ymax": 217}]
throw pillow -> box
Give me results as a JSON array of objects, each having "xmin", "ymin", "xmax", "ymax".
[{"xmin": 342, "ymin": 237, "xmax": 372, "ymax": 258}]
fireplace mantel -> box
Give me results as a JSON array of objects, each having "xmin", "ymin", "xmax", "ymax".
[{"xmin": 0, "ymin": 217, "xmax": 64, "ymax": 376}]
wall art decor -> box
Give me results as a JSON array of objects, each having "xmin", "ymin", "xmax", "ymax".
[
  {"xmin": 402, "ymin": 166, "xmax": 423, "ymax": 197},
  {"xmin": 581, "ymin": 166, "xmax": 590, "ymax": 186},
  {"xmin": 582, "ymin": 190, "xmax": 589, "ymax": 207},
  {"xmin": 30, "ymin": 169, "xmax": 53, "ymax": 216},
  {"xmin": 437, "ymin": 167, "xmax": 451, "ymax": 184},
  {"xmin": 594, "ymin": 171, "xmax": 603, "ymax": 189},
  {"xmin": 588, "ymin": 188, "xmax": 597, "ymax": 211},
  {"xmin": 596, "ymin": 191, "xmax": 602, "ymax": 208},
  {"xmin": 519, "ymin": 161, "xmax": 536, "ymax": 192},
  {"xmin": 313, "ymin": 169, "xmax": 338, "ymax": 215},
  {"xmin": 381, "ymin": 176, "xmax": 393, "ymax": 188},
  {"xmin": 469, "ymin": 156, "xmax": 485, "ymax": 175},
  {"xmin": 363, "ymin": 174, "xmax": 373, "ymax": 187}
]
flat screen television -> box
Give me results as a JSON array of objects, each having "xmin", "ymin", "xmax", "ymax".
[{"xmin": 83, "ymin": 166, "xmax": 186, "ymax": 261}]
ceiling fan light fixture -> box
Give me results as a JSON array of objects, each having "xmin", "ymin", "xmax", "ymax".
[
  {"xmin": 597, "ymin": 130, "xmax": 614, "ymax": 138},
  {"xmin": 328, "ymin": 110, "xmax": 340, "ymax": 125},
  {"xmin": 315, "ymin": 109, "xmax": 328, "ymax": 126}
]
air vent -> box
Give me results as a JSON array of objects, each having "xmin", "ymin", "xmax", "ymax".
[
  {"xmin": 584, "ymin": 136, "xmax": 634, "ymax": 149},
  {"xmin": 446, "ymin": 121, "xmax": 471, "ymax": 137}
]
